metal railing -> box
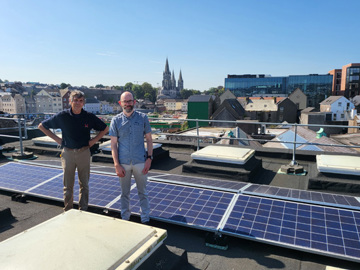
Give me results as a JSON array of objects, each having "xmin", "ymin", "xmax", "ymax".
[
  {"xmin": 1, "ymin": 113, "xmax": 360, "ymax": 164},
  {"xmin": 149, "ymin": 117, "xmax": 360, "ymax": 165}
]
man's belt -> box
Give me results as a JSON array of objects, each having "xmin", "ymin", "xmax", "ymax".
[{"xmin": 64, "ymin": 146, "xmax": 90, "ymax": 152}]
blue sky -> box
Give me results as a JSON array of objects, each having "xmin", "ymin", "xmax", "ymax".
[{"xmin": 1, "ymin": 0, "xmax": 359, "ymax": 91}]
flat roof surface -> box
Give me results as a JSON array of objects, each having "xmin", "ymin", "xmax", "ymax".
[{"xmin": 1, "ymin": 139, "xmax": 360, "ymax": 269}]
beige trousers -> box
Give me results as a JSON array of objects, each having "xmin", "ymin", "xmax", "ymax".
[{"xmin": 61, "ymin": 147, "xmax": 91, "ymax": 211}]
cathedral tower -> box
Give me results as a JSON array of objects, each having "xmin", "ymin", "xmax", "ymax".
[{"xmin": 158, "ymin": 58, "xmax": 184, "ymax": 100}]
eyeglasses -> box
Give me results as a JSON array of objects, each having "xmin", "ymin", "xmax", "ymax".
[{"xmin": 120, "ymin": 100, "xmax": 134, "ymax": 104}]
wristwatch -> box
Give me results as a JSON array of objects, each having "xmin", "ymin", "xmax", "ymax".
[{"xmin": 147, "ymin": 155, "xmax": 153, "ymax": 160}]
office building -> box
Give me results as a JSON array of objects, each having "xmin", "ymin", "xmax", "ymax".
[
  {"xmin": 225, "ymin": 74, "xmax": 332, "ymax": 108},
  {"xmin": 329, "ymin": 63, "xmax": 360, "ymax": 98}
]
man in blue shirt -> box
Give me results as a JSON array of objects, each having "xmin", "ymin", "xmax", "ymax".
[
  {"xmin": 109, "ymin": 91, "xmax": 153, "ymax": 224},
  {"xmin": 38, "ymin": 90, "xmax": 108, "ymax": 211}
]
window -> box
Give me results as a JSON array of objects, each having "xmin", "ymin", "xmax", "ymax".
[
  {"xmin": 338, "ymin": 102, "xmax": 341, "ymax": 106},
  {"xmin": 333, "ymin": 114, "xmax": 337, "ymax": 120},
  {"xmin": 341, "ymin": 114, "xmax": 344, "ymax": 118}
]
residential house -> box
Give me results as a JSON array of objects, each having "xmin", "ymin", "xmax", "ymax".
[
  {"xmin": 351, "ymin": 95, "xmax": 360, "ymax": 111},
  {"xmin": 24, "ymin": 96, "xmax": 37, "ymax": 115},
  {"xmin": 187, "ymin": 95, "xmax": 214, "ymax": 128},
  {"xmin": 320, "ymin": 96, "xmax": 355, "ymax": 122},
  {"xmin": 164, "ymin": 99, "xmax": 177, "ymax": 112},
  {"xmin": 155, "ymin": 99, "xmax": 166, "ymax": 113},
  {"xmin": 240, "ymin": 97, "xmax": 297, "ymax": 123},
  {"xmin": 100, "ymin": 101, "xmax": 113, "ymax": 114},
  {"xmin": 0, "ymin": 94, "xmax": 26, "ymax": 115},
  {"xmin": 84, "ymin": 98, "xmax": 101, "ymax": 114},
  {"xmin": 60, "ymin": 88, "xmax": 71, "ymax": 110},
  {"xmin": 35, "ymin": 90, "xmax": 52, "ymax": 113},
  {"xmin": 288, "ymin": 88, "xmax": 307, "ymax": 110},
  {"xmin": 263, "ymin": 126, "xmax": 357, "ymax": 154},
  {"xmin": 219, "ymin": 89, "xmax": 236, "ymax": 105},
  {"xmin": 211, "ymin": 99, "xmax": 245, "ymax": 127},
  {"xmin": 277, "ymin": 98, "xmax": 298, "ymax": 123},
  {"xmin": 180, "ymin": 99, "xmax": 188, "ymax": 112}
]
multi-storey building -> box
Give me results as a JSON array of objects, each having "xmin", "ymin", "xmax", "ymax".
[
  {"xmin": 342, "ymin": 63, "xmax": 360, "ymax": 98},
  {"xmin": 225, "ymin": 73, "xmax": 333, "ymax": 108},
  {"xmin": 35, "ymin": 90, "xmax": 53, "ymax": 113},
  {"xmin": 329, "ymin": 63, "xmax": 360, "ymax": 98},
  {"xmin": 328, "ymin": 69, "xmax": 342, "ymax": 96},
  {"xmin": 0, "ymin": 94, "xmax": 26, "ymax": 115},
  {"xmin": 35, "ymin": 90, "xmax": 62, "ymax": 113}
]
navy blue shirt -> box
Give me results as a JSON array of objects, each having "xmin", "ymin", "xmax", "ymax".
[
  {"xmin": 109, "ymin": 111, "xmax": 151, "ymax": 165},
  {"xmin": 41, "ymin": 109, "xmax": 107, "ymax": 149}
]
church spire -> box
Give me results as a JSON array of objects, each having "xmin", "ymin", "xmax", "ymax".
[
  {"xmin": 178, "ymin": 70, "xmax": 184, "ymax": 91},
  {"xmin": 179, "ymin": 70, "xmax": 183, "ymax": 81},
  {"xmin": 165, "ymin": 58, "xmax": 170, "ymax": 73}
]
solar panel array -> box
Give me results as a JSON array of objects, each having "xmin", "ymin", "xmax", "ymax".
[
  {"xmin": 110, "ymin": 181, "xmax": 234, "ymax": 230},
  {"xmin": 243, "ymin": 184, "xmax": 360, "ymax": 211},
  {"xmin": 222, "ymin": 195, "xmax": 360, "ymax": 260},
  {"xmin": 0, "ymin": 162, "xmax": 360, "ymax": 263}
]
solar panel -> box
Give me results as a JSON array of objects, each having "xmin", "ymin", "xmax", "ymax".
[
  {"xmin": 29, "ymin": 172, "xmax": 122, "ymax": 208},
  {"xmin": 243, "ymin": 184, "xmax": 360, "ymax": 210},
  {"xmin": 0, "ymin": 162, "xmax": 63, "ymax": 192},
  {"xmin": 149, "ymin": 174, "xmax": 247, "ymax": 193},
  {"xmin": 1, "ymin": 162, "xmax": 360, "ymax": 262},
  {"xmin": 221, "ymin": 194, "xmax": 360, "ymax": 263},
  {"xmin": 110, "ymin": 181, "xmax": 235, "ymax": 231}
]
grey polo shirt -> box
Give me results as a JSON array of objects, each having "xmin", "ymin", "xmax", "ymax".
[{"xmin": 109, "ymin": 111, "xmax": 151, "ymax": 165}]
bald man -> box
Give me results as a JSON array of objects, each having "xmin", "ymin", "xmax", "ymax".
[{"xmin": 109, "ymin": 91, "xmax": 153, "ymax": 224}]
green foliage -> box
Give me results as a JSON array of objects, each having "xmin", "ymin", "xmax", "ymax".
[
  {"xmin": 124, "ymin": 82, "xmax": 133, "ymax": 92},
  {"xmin": 106, "ymin": 97, "xmax": 115, "ymax": 103},
  {"xmin": 132, "ymin": 84, "xmax": 144, "ymax": 100},
  {"xmin": 181, "ymin": 121, "xmax": 188, "ymax": 131},
  {"xmin": 204, "ymin": 86, "xmax": 224, "ymax": 96},
  {"xmin": 95, "ymin": 84, "xmax": 105, "ymax": 88},
  {"xmin": 60, "ymin": 83, "xmax": 71, "ymax": 89},
  {"xmin": 113, "ymin": 85, "xmax": 123, "ymax": 91},
  {"xmin": 142, "ymin": 82, "xmax": 157, "ymax": 102},
  {"xmin": 180, "ymin": 89, "xmax": 201, "ymax": 99}
]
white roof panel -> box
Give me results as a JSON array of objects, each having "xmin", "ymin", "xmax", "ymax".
[
  {"xmin": 317, "ymin": 154, "xmax": 360, "ymax": 176},
  {"xmin": 191, "ymin": 145, "xmax": 255, "ymax": 165},
  {"xmin": 0, "ymin": 210, "xmax": 167, "ymax": 270}
]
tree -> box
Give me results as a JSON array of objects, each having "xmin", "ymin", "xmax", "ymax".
[
  {"xmin": 124, "ymin": 82, "xmax": 133, "ymax": 92},
  {"xmin": 132, "ymin": 84, "xmax": 144, "ymax": 100},
  {"xmin": 95, "ymin": 84, "xmax": 105, "ymax": 88},
  {"xmin": 60, "ymin": 83, "xmax": 71, "ymax": 89},
  {"xmin": 204, "ymin": 86, "xmax": 224, "ymax": 96},
  {"xmin": 0, "ymin": 79, "xmax": 3, "ymax": 83},
  {"xmin": 180, "ymin": 89, "xmax": 194, "ymax": 99},
  {"xmin": 113, "ymin": 85, "xmax": 123, "ymax": 91},
  {"xmin": 142, "ymin": 82, "xmax": 157, "ymax": 102}
]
